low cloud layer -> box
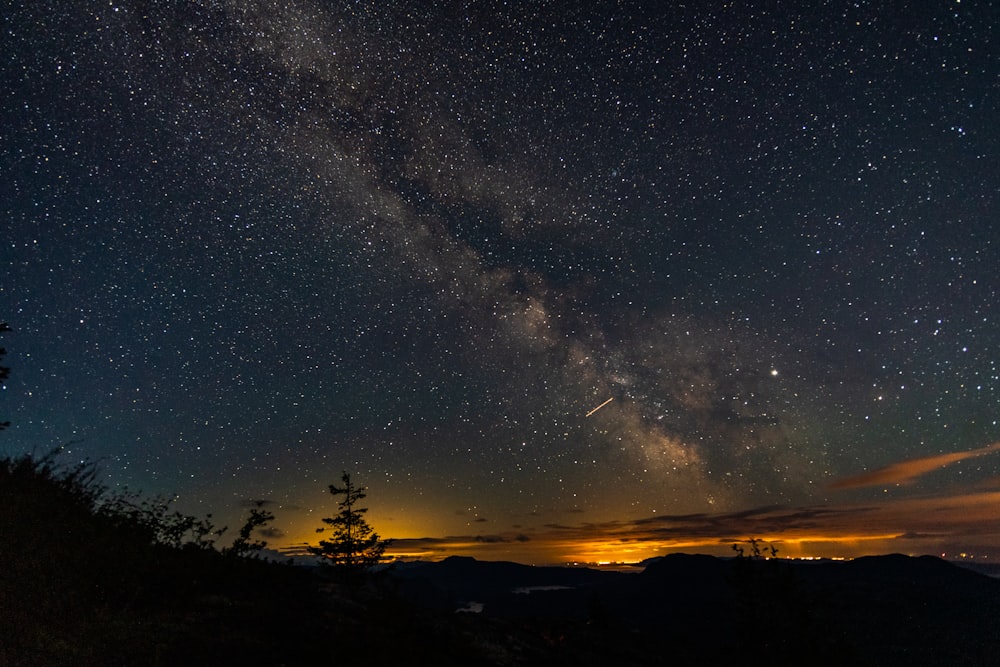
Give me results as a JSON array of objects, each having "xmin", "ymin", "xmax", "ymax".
[
  {"xmin": 373, "ymin": 488, "xmax": 1000, "ymax": 563},
  {"xmin": 828, "ymin": 442, "xmax": 1000, "ymax": 490}
]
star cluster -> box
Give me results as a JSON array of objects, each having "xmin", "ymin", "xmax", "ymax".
[{"xmin": 2, "ymin": 1, "xmax": 997, "ymax": 559}]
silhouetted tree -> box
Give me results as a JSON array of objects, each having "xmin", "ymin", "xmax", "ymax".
[
  {"xmin": 225, "ymin": 500, "xmax": 276, "ymax": 558},
  {"xmin": 731, "ymin": 536, "xmax": 778, "ymax": 560},
  {"xmin": 1, "ymin": 322, "xmax": 10, "ymax": 430},
  {"xmin": 726, "ymin": 535, "xmax": 824, "ymax": 662},
  {"xmin": 309, "ymin": 472, "xmax": 390, "ymax": 575}
]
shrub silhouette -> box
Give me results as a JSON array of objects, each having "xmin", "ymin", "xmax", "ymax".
[
  {"xmin": 725, "ymin": 537, "xmax": 841, "ymax": 664},
  {"xmin": 224, "ymin": 501, "xmax": 276, "ymax": 558},
  {"xmin": 0, "ymin": 451, "xmax": 345, "ymax": 665}
]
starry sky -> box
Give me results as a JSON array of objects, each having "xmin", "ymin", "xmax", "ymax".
[{"xmin": 2, "ymin": 0, "xmax": 998, "ymax": 564}]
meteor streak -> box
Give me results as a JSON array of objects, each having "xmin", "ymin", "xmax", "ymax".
[{"xmin": 586, "ymin": 397, "xmax": 614, "ymax": 417}]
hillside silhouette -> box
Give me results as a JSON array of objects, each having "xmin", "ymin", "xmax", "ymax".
[
  {"xmin": 4, "ymin": 451, "xmax": 1000, "ymax": 666},
  {"xmin": 0, "ymin": 452, "xmax": 487, "ymax": 666}
]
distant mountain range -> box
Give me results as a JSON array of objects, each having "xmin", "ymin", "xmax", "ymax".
[{"xmin": 389, "ymin": 553, "xmax": 1000, "ymax": 666}]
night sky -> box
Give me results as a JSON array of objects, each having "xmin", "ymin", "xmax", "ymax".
[{"xmin": 3, "ymin": 1, "xmax": 998, "ymax": 564}]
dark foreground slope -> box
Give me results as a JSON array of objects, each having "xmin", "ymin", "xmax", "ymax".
[
  {"xmin": 0, "ymin": 454, "xmax": 490, "ymax": 666},
  {"xmin": 5, "ymin": 454, "xmax": 1000, "ymax": 665}
]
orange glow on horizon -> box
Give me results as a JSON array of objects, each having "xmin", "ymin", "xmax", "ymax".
[{"xmin": 272, "ymin": 488, "xmax": 1000, "ymax": 565}]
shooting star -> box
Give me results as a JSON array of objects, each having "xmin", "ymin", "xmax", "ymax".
[{"xmin": 585, "ymin": 397, "xmax": 614, "ymax": 417}]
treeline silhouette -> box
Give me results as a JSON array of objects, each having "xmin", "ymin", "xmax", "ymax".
[{"xmin": 0, "ymin": 451, "xmax": 486, "ymax": 666}]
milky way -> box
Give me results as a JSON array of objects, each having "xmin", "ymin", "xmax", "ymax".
[{"xmin": 3, "ymin": 1, "xmax": 998, "ymax": 560}]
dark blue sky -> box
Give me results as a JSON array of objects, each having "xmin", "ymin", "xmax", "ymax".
[{"xmin": 2, "ymin": 0, "xmax": 998, "ymax": 562}]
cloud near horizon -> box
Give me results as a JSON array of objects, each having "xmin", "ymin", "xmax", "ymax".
[
  {"xmin": 275, "ymin": 447, "xmax": 1000, "ymax": 564},
  {"xmin": 336, "ymin": 488, "xmax": 1000, "ymax": 564},
  {"xmin": 828, "ymin": 442, "xmax": 1000, "ymax": 490}
]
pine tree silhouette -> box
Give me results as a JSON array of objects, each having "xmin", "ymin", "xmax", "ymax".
[{"xmin": 308, "ymin": 472, "xmax": 390, "ymax": 575}]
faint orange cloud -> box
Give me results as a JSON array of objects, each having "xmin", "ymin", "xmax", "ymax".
[
  {"xmin": 828, "ymin": 441, "xmax": 1000, "ymax": 490},
  {"xmin": 280, "ymin": 488, "xmax": 1000, "ymax": 564}
]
